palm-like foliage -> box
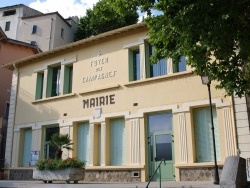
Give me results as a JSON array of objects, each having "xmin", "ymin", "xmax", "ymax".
[{"xmin": 48, "ymin": 134, "xmax": 73, "ymax": 159}]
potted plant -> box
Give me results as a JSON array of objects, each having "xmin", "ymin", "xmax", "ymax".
[{"xmin": 33, "ymin": 134, "xmax": 85, "ymax": 184}]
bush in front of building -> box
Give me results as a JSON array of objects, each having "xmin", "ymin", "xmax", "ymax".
[{"xmin": 35, "ymin": 157, "xmax": 85, "ymax": 170}]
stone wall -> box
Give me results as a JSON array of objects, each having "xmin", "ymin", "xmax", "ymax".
[
  {"xmin": 179, "ymin": 167, "xmax": 222, "ymax": 181},
  {"xmin": 9, "ymin": 169, "xmax": 33, "ymax": 180},
  {"xmin": 7, "ymin": 169, "xmax": 141, "ymax": 182},
  {"xmin": 84, "ymin": 170, "xmax": 141, "ymax": 182}
]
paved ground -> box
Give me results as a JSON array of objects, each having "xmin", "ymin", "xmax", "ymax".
[{"xmin": 0, "ymin": 180, "xmax": 220, "ymax": 188}]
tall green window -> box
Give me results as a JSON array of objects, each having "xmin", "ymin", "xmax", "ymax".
[
  {"xmin": 145, "ymin": 42, "xmax": 186, "ymax": 77},
  {"xmin": 35, "ymin": 72, "xmax": 44, "ymax": 100},
  {"xmin": 110, "ymin": 118, "xmax": 125, "ymax": 165},
  {"xmin": 193, "ymin": 106, "xmax": 221, "ymax": 162},
  {"xmin": 22, "ymin": 128, "xmax": 32, "ymax": 167},
  {"xmin": 77, "ymin": 122, "xmax": 90, "ymax": 165},
  {"xmin": 47, "ymin": 66, "xmax": 61, "ymax": 97},
  {"xmin": 63, "ymin": 65, "xmax": 73, "ymax": 94},
  {"xmin": 129, "ymin": 49, "xmax": 140, "ymax": 81},
  {"xmin": 145, "ymin": 43, "xmax": 167, "ymax": 78}
]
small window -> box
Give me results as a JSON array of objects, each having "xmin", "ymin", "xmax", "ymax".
[
  {"xmin": 30, "ymin": 41, "xmax": 36, "ymax": 46},
  {"xmin": 5, "ymin": 21, "xmax": 10, "ymax": 31},
  {"xmin": 32, "ymin": 25, "xmax": 37, "ymax": 34},
  {"xmin": 3, "ymin": 10, "xmax": 16, "ymax": 16},
  {"xmin": 61, "ymin": 28, "xmax": 64, "ymax": 38},
  {"xmin": 129, "ymin": 49, "xmax": 140, "ymax": 81}
]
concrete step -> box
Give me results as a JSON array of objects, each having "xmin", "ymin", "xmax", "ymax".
[{"xmin": 0, "ymin": 180, "xmax": 220, "ymax": 188}]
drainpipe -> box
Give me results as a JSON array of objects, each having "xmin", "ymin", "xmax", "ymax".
[
  {"xmin": 231, "ymin": 95, "xmax": 240, "ymax": 155},
  {"xmin": 49, "ymin": 18, "xmax": 53, "ymax": 50}
]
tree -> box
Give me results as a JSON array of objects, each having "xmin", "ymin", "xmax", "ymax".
[
  {"xmin": 75, "ymin": 0, "xmax": 139, "ymax": 41},
  {"xmin": 48, "ymin": 134, "xmax": 73, "ymax": 159},
  {"xmin": 114, "ymin": 0, "xmax": 250, "ymax": 97}
]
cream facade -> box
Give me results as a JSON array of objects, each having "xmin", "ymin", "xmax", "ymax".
[{"xmin": 2, "ymin": 23, "xmax": 242, "ymax": 181}]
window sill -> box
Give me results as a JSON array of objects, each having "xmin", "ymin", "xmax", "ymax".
[
  {"xmin": 86, "ymin": 165, "xmax": 145, "ymax": 170},
  {"xmin": 79, "ymin": 84, "xmax": 120, "ymax": 95},
  {"xmin": 32, "ymin": 93, "xmax": 76, "ymax": 104},
  {"xmin": 175, "ymin": 161, "xmax": 224, "ymax": 168},
  {"xmin": 124, "ymin": 71, "xmax": 193, "ymax": 87}
]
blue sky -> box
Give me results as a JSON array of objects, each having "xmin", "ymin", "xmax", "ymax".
[
  {"xmin": 0, "ymin": 0, "xmax": 99, "ymax": 18},
  {"xmin": 0, "ymin": 0, "xmax": 34, "ymax": 7},
  {"xmin": 0, "ymin": 0, "xmax": 157, "ymax": 20}
]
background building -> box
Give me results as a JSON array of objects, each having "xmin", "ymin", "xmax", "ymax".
[
  {"xmin": 0, "ymin": 4, "xmax": 78, "ymax": 52},
  {"xmin": 2, "ymin": 23, "xmax": 246, "ymax": 182}
]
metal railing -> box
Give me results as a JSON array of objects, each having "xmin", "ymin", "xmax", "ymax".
[{"xmin": 146, "ymin": 158, "xmax": 165, "ymax": 188}]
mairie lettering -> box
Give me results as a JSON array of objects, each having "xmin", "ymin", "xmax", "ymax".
[{"xmin": 83, "ymin": 94, "xmax": 115, "ymax": 109}]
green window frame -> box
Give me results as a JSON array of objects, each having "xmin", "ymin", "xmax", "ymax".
[
  {"xmin": 47, "ymin": 65, "xmax": 61, "ymax": 97},
  {"xmin": 35, "ymin": 72, "xmax": 44, "ymax": 100},
  {"xmin": 63, "ymin": 65, "xmax": 73, "ymax": 94},
  {"xmin": 129, "ymin": 49, "xmax": 140, "ymax": 81},
  {"xmin": 110, "ymin": 118, "xmax": 125, "ymax": 165},
  {"xmin": 193, "ymin": 106, "xmax": 221, "ymax": 162}
]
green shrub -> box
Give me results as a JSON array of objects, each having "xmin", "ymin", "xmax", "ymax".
[{"xmin": 35, "ymin": 158, "xmax": 85, "ymax": 170}]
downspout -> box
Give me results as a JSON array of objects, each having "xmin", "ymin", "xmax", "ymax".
[
  {"xmin": 231, "ymin": 95, "xmax": 240, "ymax": 155},
  {"xmin": 49, "ymin": 18, "xmax": 53, "ymax": 50}
]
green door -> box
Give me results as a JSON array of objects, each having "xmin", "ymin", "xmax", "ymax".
[
  {"xmin": 148, "ymin": 113, "xmax": 175, "ymax": 181},
  {"xmin": 152, "ymin": 132, "xmax": 174, "ymax": 181}
]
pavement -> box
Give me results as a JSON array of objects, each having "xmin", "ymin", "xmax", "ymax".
[{"xmin": 0, "ymin": 180, "xmax": 220, "ymax": 188}]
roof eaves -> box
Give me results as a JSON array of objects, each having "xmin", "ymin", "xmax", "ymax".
[{"xmin": 1, "ymin": 23, "xmax": 147, "ymax": 70}]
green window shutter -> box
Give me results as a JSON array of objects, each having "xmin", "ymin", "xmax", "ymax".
[
  {"xmin": 22, "ymin": 129, "xmax": 32, "ymax": 167},
  {"xmin": 63, "ymin": 65, "xmax": 73, "ymax": 94},
  {"xmin": 110, "ymin": 118, "xmax": 125, "ymax": 165},
  {"xmin": 97, "ymin": 125, "xmax": 101, "ymax": 166},
  {"xmin": 35, "ymin": 73, "xmax": 44, "ymax": 100},
  {"xmin": 145, "ymin": 41, "xmax": 151, "ymax": 78},
  {"xmin": 46, "ymin": 67, "xmax": 53, "ymax": 97},
  {"xmin": 193, "ymin": 107, "xmax": 221, "ymax": 162},
  {"xmin": 128, "ymin": 49, "xmax": 134, "ymax": 81},
  {"xmin": 77, "ymin": 122, "xmax": 90, "ymax": 165}
]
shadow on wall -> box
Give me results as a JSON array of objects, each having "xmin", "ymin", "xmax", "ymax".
[{"xmin": 15, "ymin": 85, "xmax": 61, "ymax": 123}]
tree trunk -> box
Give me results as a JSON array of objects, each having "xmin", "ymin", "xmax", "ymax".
[{"xmin": 55, "ymin": 150, "xmax": 62, "ymax": 159}]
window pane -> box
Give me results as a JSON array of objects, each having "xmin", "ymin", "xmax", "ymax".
[
  {"xmin": 22, "ymin": 129, "xmax": 32, "ymax": 167},
  {"xmin": 35, "ymin": 72, "xmax": 44, "ymax": 100},
  {"xmin": 110, "ymin": 118, "xmax": 125, "ymax": 165},
  {"xmin": 51, "ymin": 66, "xmax": 61, "ymax": 96},
  {"xmin": 149, "ymin": 46, "xmax": 167, "ymax": 77},
  {"xmin": 63, "ymin": 65, "xmax": 73, "ymax": 94},
  {"xmin": 5, "ymin": 22, "xmax": 10, "ymax": 31},
  {"xmin": 77, "ymin": 122, "xmax": 89, "ymax": 165},
  {"xmin": 32, "ymin": 25, "xmax": 37, "ymax": 34},
  {"xmin": 133, "ymin": 50, "xmax": 140, "ymax": 80},
  {"xmin": 173, "ymin": 56, "xmax": 186, "ymax": 73},
  {"xmin": 193, "ymin": 107, "xmax": 220, "ymax": 162},
  {"xmin": 155, "ymin": 134, "xmax": 172, "ymax": 161},
  {"xmin": 148, "ymin": 113, "xmax": 172, "ymax": 133}
]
